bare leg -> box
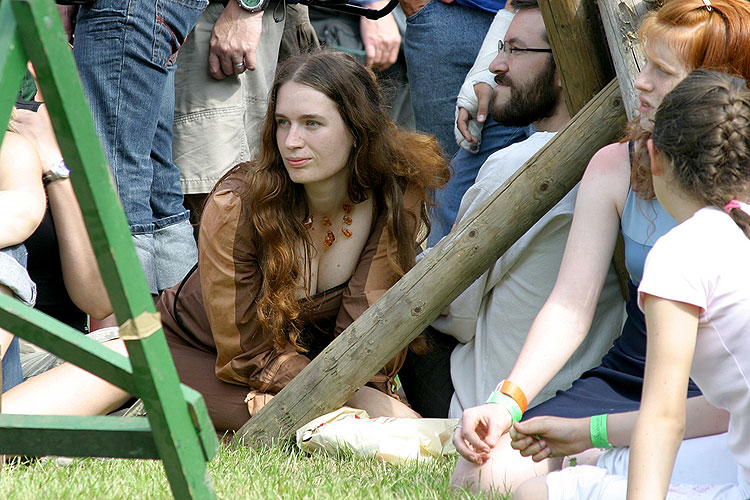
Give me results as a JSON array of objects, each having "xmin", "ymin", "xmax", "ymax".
[
  {"xmin": 345, "ymin": 386, "xmax": 421, "ymax": 418},
  {"xmin": 514, "ymin": 476, "xmax": 549, "ymax": 500},
  {"xmin": 451, "ymin": 432, "xmax": 564, "ymax": 495},
  {"xmin": 2, "ymin": 339, "xmax": 131, "ymax": 415}
]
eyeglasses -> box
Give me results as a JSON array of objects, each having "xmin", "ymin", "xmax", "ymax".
[{"xmin": 497, "ymin": 40, "xmax": 553, "ymax": 60}]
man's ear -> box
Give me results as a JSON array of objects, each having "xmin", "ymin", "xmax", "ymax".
[{"xmin": 646, "ymin": 138, "xmax": 664, "ymax": 176}]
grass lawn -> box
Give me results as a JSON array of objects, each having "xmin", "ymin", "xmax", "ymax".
[{"xmin": 0, "ymin": 443, "xmax": 509, "ymax": 500}]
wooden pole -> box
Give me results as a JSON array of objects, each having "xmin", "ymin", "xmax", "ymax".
[
  {"xmin": 236, "ymin": 79, "xmax": 627, "ymax": 446},
  {"xmin": 597, "ymin": 0, "xmax": 649, "ymax": 120},
  {"xmin": 540, "ymin": 0, "xmax": 629, "ymax": 298},
  {"xmin": 539, "ymin": 0, "xmax": 614, "ymax": 115}
]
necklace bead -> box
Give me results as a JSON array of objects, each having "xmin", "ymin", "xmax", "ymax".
[{"xmin": 303, "ymin": 203, "xmax": 354, "ymax": 246}]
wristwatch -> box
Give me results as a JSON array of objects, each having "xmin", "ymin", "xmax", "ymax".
[
  {"xmin": 43, "ymin": 158, "xmax": 70, "ymax": 186},
  {"xmin": 236, "ymin": 0, "xmax": 270, "ymax": 12}
]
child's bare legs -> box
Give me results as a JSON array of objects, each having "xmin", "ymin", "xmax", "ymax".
[
  {"xmin": 514, "ymin": 475, "xmax": 549, "ymax": 500},
  {"xmin": 2, "ymin": 339, "xmax": 131, "ymax": 415},
  {"xmin": 451, "ymin": 432, "xmax": 564, "ymax": 494}
]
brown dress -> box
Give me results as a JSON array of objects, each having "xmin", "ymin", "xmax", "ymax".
[{"xmin": 156, "ymin": 166, "xmax": 422, "ymax": 433}]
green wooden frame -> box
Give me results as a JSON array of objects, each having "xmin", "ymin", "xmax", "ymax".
[{"xmin": 0, "ymin": 0, "xmax": 218, "ymax": 498}]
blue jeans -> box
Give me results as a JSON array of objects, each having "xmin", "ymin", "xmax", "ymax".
[
  {"xmin": 2, "ymin": 336, "xmax": 22, "ymax": 392},
  {"xmin": 404, "ymin": 0, "xmax": 495, "ymax": 158},
  {"xmin": 74, "ymin": 0, "xmax": 204, "ymax": 292},
  {"xmin": 427, "ymin": 116, "xmax": 527, "ymax": 246},
  {"xmin": 1, "ymin": 245, "xmax": 31, "ymax": 392}
]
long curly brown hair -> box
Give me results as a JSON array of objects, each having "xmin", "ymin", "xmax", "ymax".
[
  {"xmin": 240, "ymin": 49, "xmax": 449, "ymax": 351},
  {"xmin": 628, "ymin": 0, "xmax": 750, "ymax": 199}
]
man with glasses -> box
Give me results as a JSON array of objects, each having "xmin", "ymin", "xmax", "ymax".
[{"xmin": 398, "ymin": 0, "xmax": 624, "ymax": 448}]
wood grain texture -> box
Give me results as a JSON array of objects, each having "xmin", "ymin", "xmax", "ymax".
[
  {"xmin": 539, "ymin": 0, "xmax": 615, "ymax": 115},
  {"xmin": 597, "ymin": 0, "xmax": 649, "ymax": 120}
]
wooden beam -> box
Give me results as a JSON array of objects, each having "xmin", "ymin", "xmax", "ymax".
[
  {"xmin": 540, "ymin": 0, "xmax": 615, "ymax": 115},
  {"xmin": 597, "ymin": 0, "xmax": 649, "ymax": 120},
  {"xmin": 236, "ymin": 79, "xmax": 627, "ymax": 446},
  {"xmin": 0, "ymin": 415, "xmax": 158, "ymax": 458}
]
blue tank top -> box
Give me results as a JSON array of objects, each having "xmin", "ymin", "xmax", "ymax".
[{"xmin": 621, "ymin": 188, "xmax": 677, "ymax": 285}]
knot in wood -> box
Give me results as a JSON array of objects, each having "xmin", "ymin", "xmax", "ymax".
[
  {"xmin": 411, "ymin": 300, "xmax": 426, "ymax": 316},
  {"xmin": 468, "ymin": 229, "xmax": 477, "ymax": 238}
]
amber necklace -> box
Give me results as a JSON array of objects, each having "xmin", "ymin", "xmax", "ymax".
[{"xmin": 303, "ymin": 203, "xmax": 353, "ymax": 248}]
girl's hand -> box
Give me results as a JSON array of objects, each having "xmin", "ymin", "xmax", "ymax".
[
  {"xmin": 453, "ymin": 403, "xmax": 512, "ymax": 465},
  {"xmin": 510, "ymin": 416, "xmax": 592, "ymax": 461}
]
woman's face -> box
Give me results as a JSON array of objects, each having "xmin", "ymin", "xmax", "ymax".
[
  {"xmin": 634, "ymin": 38, "xmax": 690, "ymax": 131},
  {"xmin": 275, "ymin": 82, "xmax": 355, "ymax": 189}
]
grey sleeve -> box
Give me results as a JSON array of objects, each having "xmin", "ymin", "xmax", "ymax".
[{"xmin": 0, "ymin": 245, "xmax": 37, "ymax": 307}]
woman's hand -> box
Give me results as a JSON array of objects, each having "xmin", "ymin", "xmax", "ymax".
[
  {"xmin": 453, "ymin": 403, "xmax": 512, "ymax": 465},
  {"xmin": 510, "ymin": 416, "xmax": 592, "ymax": 462}
]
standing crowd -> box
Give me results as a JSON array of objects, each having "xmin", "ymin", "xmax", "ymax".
[{"xmin": 1, "ymin": 0, "xmax": 749, "ymax": 497}]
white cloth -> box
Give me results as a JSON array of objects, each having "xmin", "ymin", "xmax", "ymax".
[
  {"xmin": 638, "ymin": 207, "xmax": 750, "ymax": 487},
  {"xmin": 454, "ymin": 9, "xmax": 514, "ymax": 153},
  {"xmin": 545, "ymin": 434, "xmax": 748, "ymax": 500},
  {"xmin": 431, "ymin": 132, "xmax": 625, "ymax": 417}
]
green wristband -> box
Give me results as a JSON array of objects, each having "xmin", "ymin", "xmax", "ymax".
[
  {"xmin": 590, "ymin": 413, "xmax": 613, "ymax": 449},
  {"xmin": 487, "ymin": 391, "xmax": 523, "ymax": 423}
]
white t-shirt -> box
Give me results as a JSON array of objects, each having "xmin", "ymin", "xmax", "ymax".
[
  {"xmin": 638, "ymin": 207, "xmax": 750, "ymax": 485},
  {"xmin": 432, "ymin": 132, "xmax": 625, "ymax": 416}
]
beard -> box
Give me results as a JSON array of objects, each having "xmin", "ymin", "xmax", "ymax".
[{"xmin": 490, "ymin": 61, "xmax": 558, "ymax": 127}]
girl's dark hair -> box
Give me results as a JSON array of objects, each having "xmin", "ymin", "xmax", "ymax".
[
  {"xmin": 628, "ymin": 0, "xmax": 750, "ymax": 199},
  {"xmin": 652, "ymin": 69, "xmax": 750, "ymax": 236},
  {"xmin": 232, "ymin": 49, "xmax": 449, "ymax": 351}
]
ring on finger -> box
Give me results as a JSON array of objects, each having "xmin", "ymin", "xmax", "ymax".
[{"xmin": 234, "ymin": 62, "xmax": 245, "ymax": 68}]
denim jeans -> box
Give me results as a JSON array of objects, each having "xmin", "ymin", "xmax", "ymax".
[
  {"xmin": 0, "ymin": 245, "xmax": 34, "ymax": 391},
  {"xmin": 2, "ymin": 336, "xmax": 22, "ymax": 392},
  {"xmin": 427, "ymin": 116, "xmax": 527, "ymax": 246},
  {"xmin": 74, "ymin": 0, "xmax": 204, "ymax": 292},
  {"xmin": 403, "ymin": 0, "xmax": 496, "ymax": 158}
]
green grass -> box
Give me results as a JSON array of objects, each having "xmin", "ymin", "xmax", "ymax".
[{"xmin": 0, "ymin": 444, "xmax": 509, "ymax": 500}]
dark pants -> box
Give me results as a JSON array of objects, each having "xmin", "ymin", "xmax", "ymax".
[{"xmin": 398, "ymin": 327, "xmax": 456, "ymax": 418}]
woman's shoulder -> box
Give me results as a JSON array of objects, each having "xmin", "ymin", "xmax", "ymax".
[
  {"xmin": 587, "ymin": 142, "xmax": 631, "ymax": 177},
  {"xmin": 200, "ymin": 164, "xmax": 258, "ymax": 249},
  {"xmin": 579, "ymin": 142, "xmax": 632, "ymax": 210}
]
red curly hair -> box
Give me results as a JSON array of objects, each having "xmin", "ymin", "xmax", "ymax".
[{"xmin": 629, "ymin": 0, "xmax": 750, "ymax": 199}]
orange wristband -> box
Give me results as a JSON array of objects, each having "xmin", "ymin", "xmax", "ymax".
[{"xmin": 499, "ymin": 379, "xmax": 528, "ymax": 414}]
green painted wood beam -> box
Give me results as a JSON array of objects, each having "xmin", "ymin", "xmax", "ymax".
[
  {"xmin": 0, "ymin": 295, "xmax": 219, "ymax": 462},
  {"xmin": 0, "ymin": 415, "xmax": 158, "ymax": 458},
  {"xmin": 2, "ymin": 0, "xmax": 220, "ymax": 496},
  {"xmin": 0, "ymin": 295, "xmax": 135, "ymax": 393},
  {"xmin": 0, "ymin": 0, "xmax": 27, "ymax": 138}
]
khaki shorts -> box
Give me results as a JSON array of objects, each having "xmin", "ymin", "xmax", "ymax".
[{"xmin": 173, "ymin": 2, "xmax": 286, "ymax": 195}]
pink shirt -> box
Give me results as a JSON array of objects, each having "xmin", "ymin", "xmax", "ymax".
[{"xmin": 638, "ymin": 207, "xmax": 750, "ymax": 485}]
